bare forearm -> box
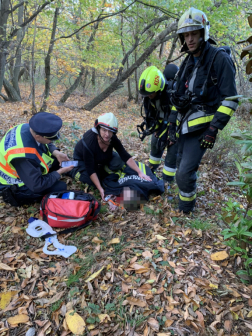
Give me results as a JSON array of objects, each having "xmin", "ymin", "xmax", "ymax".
[{"xmin": 90, "ymin": 173, "xmax": 102, "ymax": 191}]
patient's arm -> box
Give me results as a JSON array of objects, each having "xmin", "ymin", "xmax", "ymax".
[{"xmin": 90, "ymin": 172, "xmax": 105, "ymax": 200}]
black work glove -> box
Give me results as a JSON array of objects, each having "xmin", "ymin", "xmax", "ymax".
[
  {"xmin": 200, "ymin": 126, "xmax": 218, "ymax": 149},
  {"xmin": 156, "ymin": 123, "xmax": 168, "ymax": 151},
  {"xmin": 167, "ymin": 122, "xmax": 177, "ymax": 144}
]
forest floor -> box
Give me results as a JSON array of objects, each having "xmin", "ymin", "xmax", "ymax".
[{"xmin": 0, "ymin": 88, "xmax": 252, "ymax": 336}]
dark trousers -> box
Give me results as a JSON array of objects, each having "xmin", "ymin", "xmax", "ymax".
[
  {"xmin": 0, "ymin": 158, "xmax": 67, "ymax": 206},
  {"xmin": 176, "ymin": 129, "xmax": 206, "ymax": 212},
  {"xmin": 149, "ymin": 133, "xmax": 178, "ymax": 182},
  {"xmin": 69, "ymin": 152, "xmax": 125, "ymax": 188}
]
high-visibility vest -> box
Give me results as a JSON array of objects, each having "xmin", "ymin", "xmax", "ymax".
[{"xmin": 0, "ymin": 123, "xmax": 54, "ymax": 187}]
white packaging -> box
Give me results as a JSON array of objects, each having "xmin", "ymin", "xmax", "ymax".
[{"xmin": 69, "ymin": 192, "xmax": 75, "ymax": 200}]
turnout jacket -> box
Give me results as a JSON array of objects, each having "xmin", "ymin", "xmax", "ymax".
[
  {"xmin": 143, "ymin": 83, "xmax": 177, "ymax": 130},
  {"xmin": 173, "ymin": 41, "xmax": 238, "ymax": 134}
]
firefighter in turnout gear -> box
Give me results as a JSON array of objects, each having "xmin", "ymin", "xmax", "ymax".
[
  {"xmin": 138, "ymin": 64, "xmax": 179, "ymax": 183},
  {"xmin": 0, "ymin": 112, "xmax": 74, "ymax": 206},
  {"xmin": 170, "ymin": 7, "xmax": 238, "ymax": 213}
]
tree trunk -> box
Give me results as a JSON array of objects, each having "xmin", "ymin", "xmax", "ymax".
[
  {"xmin": 31, "ymin": 20, "xmax": 37, "ymax": 114},
  {"xmin": 0, "ymin": 0, "xmax": 10, "ymax": 97},
  {"xmin": 12, "ymin": 0, "xmax": 24, "ymax": 97},
  {"xmin": 83, "ymin": 23, "xmax": 177, "ymax": 111},
  {"xmin": 41, "ymin": 7, "xmax": 59, "ymax": 111},
  {"xmin": 82, "ymin": 68, "xmax": 89, "ymax": 92},
  {"xmin": 91, "ymin": 68, "xmax": 95, "ymax": 87},
  {"xmin": 3, "ymin": 78, "xmax": 21, "ymax": 101}
]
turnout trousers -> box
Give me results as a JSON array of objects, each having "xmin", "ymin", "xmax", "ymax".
[
  {"xmin": 149, "ymin": 133, "xmax": 178, "ymax": 182},
  {"xmin": 176, "ymin": 129, "xmax": 207, "ymax": 213}
]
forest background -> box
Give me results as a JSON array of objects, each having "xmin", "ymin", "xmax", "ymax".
[{"xmin": 0, "ymin": 0, "xmax": 252, "ymax": 335}]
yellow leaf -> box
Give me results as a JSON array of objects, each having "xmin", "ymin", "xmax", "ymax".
[
  {"xmin": 100, "ymin": 284, "xmax": 109, "ymax": 291},
  {"xmin": 126, "ymin": 297, "xmax": 146, "ymax": 307},
  {"xmin": 209, "ymin": 283, "xmax": 218, "ymax": 289},
  {"xmin": 92, "ymin": 237, "xmax": 103, "ymax": 244},
  {"xmin": 7, "ymin": 314, "xmax": 29, "ymax": 325},
  {"xmin": 247, "ymin": 310, "xmax": 252, "ymax": 318},
  {"xmin": 108, "ymin": 238, "xmax": 120, "ymax": 244},
  {"xmin": 155, "ymin": 235, "xmax": 167, "ymax": 240},
  {"xmin": 0, "ymin": 263, "xmax": 15, "ymax": 271},
  {"xmin": 210, "ymin": 251, "xmax": 229, "ymax": 261},
  {"xmin": 88, "ymin": 324, "xmax": 96, "ymax": 330},
  {"xmin": 85, "ymin": 266, "xmax": 104, "ymax": 282},
  {"xmin": 98, "ymin": 314, "xmax": 111, "ymax": 323},
  {"xmin": 65, "ymin": 310, "xmax": 86, "ymax": 335},
  {"xmin": 0, "ymin": 291, "xmax": 19, "ymax": 310}
]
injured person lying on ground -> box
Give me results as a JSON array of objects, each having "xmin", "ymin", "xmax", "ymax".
[{"xmin": 67, "ymin": 112, "xmax": 164, "ymax": 208}]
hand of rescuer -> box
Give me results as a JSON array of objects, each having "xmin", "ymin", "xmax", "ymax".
[
  {"xmin": 200, "ymin": 126, "xmax": 218, "ymax": 149},
  {"xmin": 52, "ymin": 149, "xmax": 70, "ymax": 165},
  {"xmin": 138, "ymin": 171, "xmax": 152, "ymax": 182},
  {"xmin": 167, "ymin": 122, "xmax": 177, "ymax": 146},
  {"xmin": 57, "ymin": 165, "xmax": 75, "ymax": 175}
]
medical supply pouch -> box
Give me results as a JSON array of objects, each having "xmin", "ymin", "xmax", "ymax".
[{"xmin": 40, "ymin": 190, "xmax": 100, "ymax": 230}]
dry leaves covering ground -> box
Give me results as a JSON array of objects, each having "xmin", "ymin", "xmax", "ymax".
[{"xmin": 0, "ymin": 88, "xmax": 251, "ymax": 336}]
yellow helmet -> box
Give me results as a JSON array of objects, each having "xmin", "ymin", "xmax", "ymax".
[
  {"xmin": 139, "ymin": 66, "xmax": 165, "ymax": 97},
  {"xmin": 177, "ymin": 7, "xmax": 210, "ymax": 46}
]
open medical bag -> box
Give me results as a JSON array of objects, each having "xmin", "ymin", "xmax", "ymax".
[{"xmin": 40, "ymin": 190, "xmax": 100, "ymax": 232}]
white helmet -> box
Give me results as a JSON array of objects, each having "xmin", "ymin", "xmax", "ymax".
[
  {"xmin": 94, "ymin": 112, "xmax": 118, "ymax": 133},
  {"xmin": 177, "ymin": 7, "xmax": 210, "ymax": 46}
]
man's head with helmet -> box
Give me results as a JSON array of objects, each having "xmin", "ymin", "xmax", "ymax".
[{"xmin": 177, "ymin": 7, "xmax": 215, "ymax": 55}]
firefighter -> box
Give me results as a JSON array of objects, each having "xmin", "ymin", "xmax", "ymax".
[
  {"xmin": 170, "ymin": 7, "xmax": 238, "ymax": 213},
  {"xmin": 138, "ymin": 64, "xmax": 179, "ymax": 183},
  {"xmin": 70, "ymin": 112, "xmax": 151, "ymax": 201},
  {"xmin": 0, "ymin": 112, "xmax": 74, "ymax": 206}
]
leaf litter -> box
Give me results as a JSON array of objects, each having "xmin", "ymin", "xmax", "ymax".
[{"xmin": 0, "ymin": 87, "xmax": 251, "ymax": 335}]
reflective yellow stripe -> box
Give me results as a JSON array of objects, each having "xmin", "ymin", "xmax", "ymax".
[
  {"xmin": 138, "ymin": 162, "xmax": 146, "ymax": 175},
  {"xmin": 143, "ymin": 163, "xmax": 146, "ymax": 175},
  {"xmin": 163, "ymin": 169, "xmax": 176, "ymax": 176},
  {"xmin": 176, "ymin": 133, "xmax": 179, "ymax": 138},
  {"xmin": 188, "ymin": 115, "xmax": 214, "ymax": 127},
  {"xmin": 179, "ymin": 193, "xmax": 196, "ymax": 202},
  {"xmin": 176, "ymin": 120, "xmax": 180, "ymax": 126},
  {"xmin": 171, "ymin": 106, "xmax": 177, "ymax": 111},
  {"xmin": 149, "ymin": 159, "xmax": 161, "ymax": 165},
  {"xmin": 217, "ymin": 105, "xmax": 234, "ymax": 116},
  {"xmin": 159, "ymin": 128, "xmax": 167, "ymax": 138}
]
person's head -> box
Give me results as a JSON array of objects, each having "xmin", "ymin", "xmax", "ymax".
[
  {"xmin": 177, "ymin": 7, "xmax": 211, "ymax": 55},
  {"xmin": 163, "ymin": 63, "xmax": 179, "ymax": 81},
  {"xmin": 139, "ymin": 66, "xmax": 165, "ymax": 99},
  {"xmin": 29, "ymin": 112, "xmax": 62, "ymax": 144},
  {"xmin": 94, "ymin": 112, "xmax": 118, "ymax": 142}
]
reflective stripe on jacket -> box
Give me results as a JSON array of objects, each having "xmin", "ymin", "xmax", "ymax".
[
  {"xmin": 0, "ymin": 124, "xmax": 54, "ymax": 186},
  {"xmin": 173, "ymin": 42, "xmax": 238, "ymax": 134}
]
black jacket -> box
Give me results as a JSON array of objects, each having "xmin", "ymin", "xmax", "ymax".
[{"xmin": 174, "ymin": 41, "xmax": 238, "ymax": 133}]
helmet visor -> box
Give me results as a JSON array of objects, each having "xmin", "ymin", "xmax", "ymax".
[{"xmin": 177, "ymin": 24, "xmax": 203, "ymax": 34}]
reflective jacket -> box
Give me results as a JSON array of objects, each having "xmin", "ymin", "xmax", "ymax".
[
  {"xmin": 173, "ymin": 41, "xmax": 238, "ymax": 134},
  {"xmin": 0, "ymin": 123, "xmax": 54, "ymax": 186}
]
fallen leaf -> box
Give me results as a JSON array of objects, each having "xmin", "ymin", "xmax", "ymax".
[
  {"xmin": 98, "ymin": 314, "xmax": 111, "ymax": 323},
  {"xmin": 148, "ymin": 317, "xmax": 159, "ymax": 331},
  {"xmin": 65, "ymin": 310, "xmax": 86, "ymax": 335},
  {"xmin": 92, "ymin": 237, "xmax": 103, "ymax": 244},
  {"xmin": 7, "ymin": 314, "xmax": 29, "ymax": 325},
  {"xmin": 0, "ymin": 263, "xmax": 15, "ymax": 271},
  {"xmin": 0, "ymin": 291, "xmax": 19, "ymax": 310},
  {"xmin": 45, "ymin": 291, "xmax": 65, "ymax": 307},
  {"xmin": 126, "ymin": 297, "xmax": 146, "ymax": 307},
  {"xmin": 155, "ymin": 235, "xmax": 167, "ymax": 240},
  {"xmin": 210, "ymin": 251, "xmax": 229, "ymax": 261},
  {"xmin": 142, "ymin": 251, "xmax": 153, "ymax": 258},
  {"xmin": 224, "ymin": 320, "xmax": 232, "ymax": 332},
  {"xmin": 108, "ymin": 238, "xmax": 120, "ymax": 244},
  {"xmin": 85, "ymin": 267, "xmax": 104, "ymax": 282}
]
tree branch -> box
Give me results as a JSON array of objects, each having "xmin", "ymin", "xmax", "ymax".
[
  {"xmin": 4, "ymin": 0, "xmax": 27, "ymax": 14},
  {"xmin": 7, "ymin": 0, "xmax": 55, "ymax": 40},
  {"xmin": 55, "ymin": 0, "xmax": 137, "ymax": 41}
]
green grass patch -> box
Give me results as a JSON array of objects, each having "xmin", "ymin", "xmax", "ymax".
[{"xmin": 184, "ymin": 218, "xmax": 217, "ymax": 231}]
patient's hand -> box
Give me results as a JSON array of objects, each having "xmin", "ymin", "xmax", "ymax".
[{"xmin": 138, "ymin": 172, "xmax": 152, "ymax": 181}]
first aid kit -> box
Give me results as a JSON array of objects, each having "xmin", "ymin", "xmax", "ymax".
[{"xmin": 40, "ymin": 190, "xmax": 100, "ymax": 235}]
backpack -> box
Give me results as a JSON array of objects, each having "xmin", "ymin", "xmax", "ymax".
[{"xmin": 40, "ymin": 190, "xmax": 100, "ymax": 236}]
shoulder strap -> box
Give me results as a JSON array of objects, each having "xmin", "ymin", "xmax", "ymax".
[{"xmin": 200, "ymin": 47, "xmax": 222, "ymax": 97}]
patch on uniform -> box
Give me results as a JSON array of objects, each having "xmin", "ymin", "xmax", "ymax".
[
  {"xmin": 146, "ymin": 83, "xmax": 151, "ymax": 88},
  {"xmin": 4, "ymin": 127, "xmax": 17, "ymax": 151},
  {"xmin": 0, "ymin": 170, "xmax": 22, "ymax": 185},
  {"xmin": 75, "ymin": 172, "xmax": 80, "ymax": 181}
]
